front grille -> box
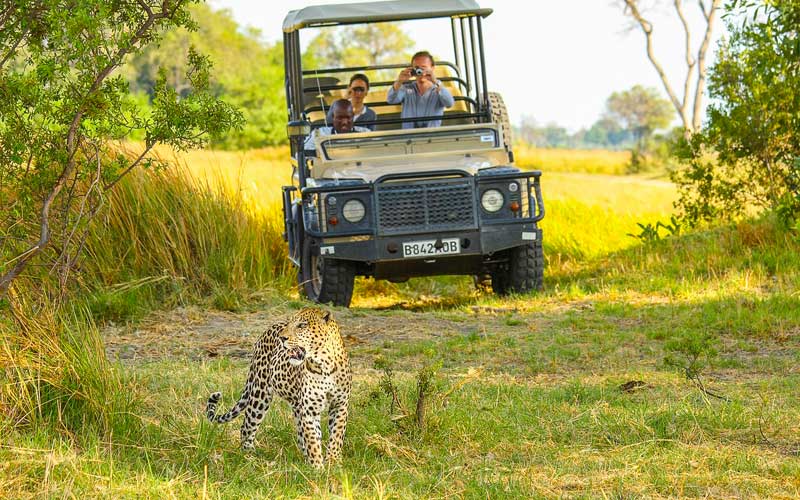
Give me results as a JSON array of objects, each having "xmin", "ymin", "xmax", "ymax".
[{"xmin": 376, "ymin": 177, "xmax": 476, "ymax": 234}]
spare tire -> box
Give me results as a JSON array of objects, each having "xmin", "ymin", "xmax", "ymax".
[{"xmin": 486, "ymin": 92, "xmax": 513, "ymax": 151}]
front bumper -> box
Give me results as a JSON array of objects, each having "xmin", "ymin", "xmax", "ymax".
[
  {"xmin": 316, "ymin": 224, "xmax": 540, "ymax": 259},
  {"xmin": 285, "ymin": 169, "xmax": 544, "ymax": 269}
]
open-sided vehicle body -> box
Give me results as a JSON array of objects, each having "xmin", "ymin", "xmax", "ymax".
[{"xmin": 282, "ymin": 0, "xmax": 545, "ymax": 307}]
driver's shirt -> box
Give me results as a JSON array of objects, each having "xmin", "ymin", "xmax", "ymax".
[
  {"xmin": 303, "ymin": 125, "xmax": 370, "ymax": 151},
  {"xmin": 387, "ymin": 81, "xmax": 455, "ymax": 129}
]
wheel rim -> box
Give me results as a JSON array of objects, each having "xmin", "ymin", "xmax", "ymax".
[{"xmin": 310, "ymin": 254, "xmax": 323, "ymax": 296}]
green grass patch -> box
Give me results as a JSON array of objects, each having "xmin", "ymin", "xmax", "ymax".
[{"xmin": 4, "ymin": 153, "xmax": 800, "ymax": 497}]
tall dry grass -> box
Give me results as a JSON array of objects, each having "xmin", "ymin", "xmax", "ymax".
[
  {"xmin": 3, "ymin": 142, "xmax": 671, "ymax": 318},
  {"xmin": 1, "ymin": 148, "xmax": 294, "ymax": 439},
  {"xmin": 0, "ymin": 297, "xmax": 137, "ymax": 437},
  {"xmin": 82, "ymin": 157, "xmax": 292, "ymax": 315}
]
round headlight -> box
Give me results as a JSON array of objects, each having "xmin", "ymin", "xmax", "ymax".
[
  {"xmin": 481, "ymin": 189, "xmax": 504, "ymax": 213},
  {"xmin": 342, "ymin": 199, "xmax": 366, "ymax": 223}
]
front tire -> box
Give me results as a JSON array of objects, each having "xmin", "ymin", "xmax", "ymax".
[
  {"xmin": 473, "ymin": 273, "xmax": 493, "ymax": 293},
  {"xmin": 491, "ymin": 235, "xmax": 544, "ymax": 295},
  {"xmin": 300, "ymin": 237, "xmax": 355, "ymax": 307}
]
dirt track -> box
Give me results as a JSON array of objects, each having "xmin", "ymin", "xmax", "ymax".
[{"xmin": 101, "ymin": 303, "xmax": 524, "ymax": 364}]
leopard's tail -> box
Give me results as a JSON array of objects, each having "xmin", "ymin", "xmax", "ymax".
[{"xmin": 206, "ymin": 381, "xmax": 251, "ymax": 424}]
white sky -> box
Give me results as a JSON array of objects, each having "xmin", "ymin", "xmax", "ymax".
[{"xmin": 210, "ymin": 0, "xmax": 725, "ymax": 131}]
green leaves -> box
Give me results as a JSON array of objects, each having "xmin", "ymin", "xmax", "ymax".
[
  {"xmin": 120, "ymin": 4, "xmax": 287, "ymax": 149},
  {"xmin": 672, "ymin": 1, "xmax": 800, "ymax": 226},
  {"xmin": 148, "ymin": 54, "xmax": 244, "ymax": 150},
  {"xmin": 0, "ymin": 0, "xmax": 245, "ymax": 298}
]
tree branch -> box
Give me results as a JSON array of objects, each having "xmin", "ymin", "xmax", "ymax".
[
  {"xmin": 698, "ymin": 0, "xmax": 710, "ymax": 22},
  {"xmin": 0, "ymin": 29, "xmax": 27, "ymax": 70},
  {"xmin": 136, "ymin": 0, "xmax": 154, "ymax": 16},
  {"xmin": 624, "ymin": 0, "xmax": 692, "ymax": 130},
  {"xmin": 54, "ymin": 142, "xmax": 106, "ymax": 295},
  {"xmin": 0, "ymin": 1, "xmax": 189, "ymax": 298},
  {"xmin": 674, "ymin": 0, "xmax": 696, "ymax": 115},
  {"xmin": 692, "ymin": 0, "xmax": 722, "ymax": 131},
  {"xmin": 103, "ymin": 143, "xmax": 156, "ymax": 191}
]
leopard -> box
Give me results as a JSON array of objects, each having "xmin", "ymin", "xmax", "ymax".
[{"xmin": 206, "ymin": 307, "xmax": 352, "ymax": 468}]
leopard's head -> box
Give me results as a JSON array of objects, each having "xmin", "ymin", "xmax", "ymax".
[{"xmin": 279, "ymin": 308, "xmax": 338, "ymax": 367}]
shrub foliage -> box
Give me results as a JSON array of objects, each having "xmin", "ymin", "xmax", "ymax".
[
  {"xmin": 672, "ymin": 0, "xmax": 800, "ymax": 225},
  {"xmin": 0, "ymin": 0, "xmax": 243, "ymax": 300}
]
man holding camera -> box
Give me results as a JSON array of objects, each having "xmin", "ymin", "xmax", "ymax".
[{"xmin": 387, "ymin": 51, "xmax": 455, "ymax": 129}]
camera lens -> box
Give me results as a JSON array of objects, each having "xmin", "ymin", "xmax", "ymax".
[{"xmin": 413, "ymin": 67, "xmax": 424, "ymax": 76}]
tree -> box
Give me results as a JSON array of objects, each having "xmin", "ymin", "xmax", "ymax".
[
  {"xmin": 622, "ymin": 0, "xmax": 723, "ymax": 133},
  {"xmin": 515, "ymin": 115, "xmax": 545, "ymax": 146},
  {"xmin": 0, "ymin": 1, "xmax": 243, "ymax": 299},
  {"xmin": 606, "ymin": 85, "xmax": 673, "ymax": 148},
  {"xmin": 585, "ymin": 117, "xmax": 630, "ymax": 148},
  {"xmin": 122, "ymin": 4, "xmax": 286, "ymax": 148},
  {"xmin": 513, "ymin": 116, "xmax": 573, "ymax": 148},
  {"xmin": 603, "ymin": 85, "xmax": 674, "ymax": 171},
  {"xmin": 672, "ymin": 0, "xmax": 800, "ymax": 225},
  {"xmin": 305, "ymin": 23, "xmax": 414, "ymax": 69},
  {"xmin": 541, "ymin": 124, "xmax": 571, "ymax": 149}
]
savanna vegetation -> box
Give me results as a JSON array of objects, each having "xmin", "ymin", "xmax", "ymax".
[{"xmin": 2, "ymin": 0, "xmax": 800, "ymax": 498}]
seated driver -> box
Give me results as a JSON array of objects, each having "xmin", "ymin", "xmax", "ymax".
[{"xmin": 304, "ymin": 99, "xmax": 370, "ymax": 152}]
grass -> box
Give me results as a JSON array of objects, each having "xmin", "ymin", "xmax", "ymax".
[
  {"xmin": 514, "ymin": 144, "xmax": 631, "ymax": 175},
  {"xmin": 2, "ymin": 145, "xmax": 800, "ymax": 497},
  {"xmin": 79, "ymin": 146, "xmax": 293, "ymax": 319}
]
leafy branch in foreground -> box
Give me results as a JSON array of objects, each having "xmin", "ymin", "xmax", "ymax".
[
  {"xmin": 0, "ymin": 0, "xmax": 243, "ymax": 301},
  {"xmin": 374, "ymin": 357, "xmax": 442, "ymax": 433}
]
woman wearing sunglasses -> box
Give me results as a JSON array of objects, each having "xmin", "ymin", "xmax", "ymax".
[{"xmin": 326, "ymin": 73, "xmax": 378, "ymax": 131}]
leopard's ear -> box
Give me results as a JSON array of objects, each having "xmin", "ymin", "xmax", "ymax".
[{"xmin": 322, "ymin": 310, "xmax": 332, "ymax": 323}]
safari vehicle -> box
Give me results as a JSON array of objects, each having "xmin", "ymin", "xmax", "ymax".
[{"xmin": 281, "ymin": 0, "xmax": 545, "ymax": 307}]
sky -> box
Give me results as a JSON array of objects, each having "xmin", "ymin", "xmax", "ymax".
[{"xmin": 210, "ymin": 0, "xmax": 726, "ymax": 131}]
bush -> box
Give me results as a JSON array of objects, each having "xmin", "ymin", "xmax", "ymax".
[{"xmin": 672, "ymin": 1, "xmax": 800, "ymax": 226}]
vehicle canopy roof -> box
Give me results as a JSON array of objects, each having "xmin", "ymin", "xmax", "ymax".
[{"xmin": 282, "ymin": 0, "xmax": 492, "ymax": 33}]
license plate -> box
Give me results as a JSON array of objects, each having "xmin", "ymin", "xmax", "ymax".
[{"xmin": 402, "ymin": 238, "xmax": 460, "ymax": 258}]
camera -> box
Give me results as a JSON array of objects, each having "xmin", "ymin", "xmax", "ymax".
[{"xmin": 412, "ymin": 66, "xmax": 425, "ymax": 77}]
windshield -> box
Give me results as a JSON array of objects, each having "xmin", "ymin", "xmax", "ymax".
[{"xmin": 295, "ymin": 16, "xmax": 488, "ymax": 131}]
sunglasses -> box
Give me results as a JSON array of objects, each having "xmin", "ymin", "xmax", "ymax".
[{"xmin": 350, "ymin": 86, "xmax": 367, "ymax": 93}]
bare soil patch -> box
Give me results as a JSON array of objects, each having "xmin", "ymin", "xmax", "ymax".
[{"xmin": 101, "ymin": 304, "xmax": 510, "ymax": 362}]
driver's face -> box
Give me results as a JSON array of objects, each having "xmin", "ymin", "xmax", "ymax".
[{"xmin": 332, "ymin": 107, "xmax": 354, "ymax": 133}]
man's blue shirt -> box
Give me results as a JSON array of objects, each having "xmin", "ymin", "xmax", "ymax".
[{"xmin": 386, "ymin": 82, "xmax": 455, "ymax": 129}]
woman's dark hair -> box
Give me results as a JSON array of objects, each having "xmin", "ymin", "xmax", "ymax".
[{"xmin": 349, "ymin": 73, "xmax": 370, "ymax": 90}]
